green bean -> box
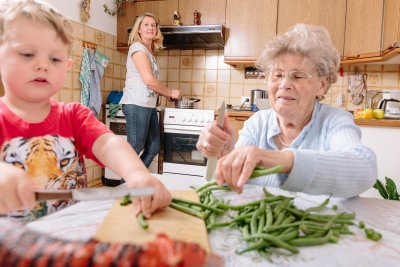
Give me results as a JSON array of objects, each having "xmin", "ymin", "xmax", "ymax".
[
  {"xmin": 137, "ymin": 212, "xmax": 149, "ymax": 229},
  {"xmin": 169, "ymin": 202, "xmax": 205, "ymax": 219},
  {"xmin": 264, "ymin": 205, "xmax": 273, "ymax": 229},
  {"xmin": 250, "ymin": 165, "xmax": 282, "ymax": 178},
  {"xmin": 246, "ymin": 233, "xmax": 299, "ymax": 254},
  {"xmin": 195, "ymin": 181, "xmax": 218, "ymax": 193},
  {"xmin": 266, "ymin": 222, "xmax": 301, "ymax": 233},
  {"xmin": 237, "ymin": 240, "xmax": 268, "ymax": 254},
  {"xmin": 289, "ymin": 230, "xmax": 334, "ymax": 247},
  {"xmin": 120, "ymin": 194, "xmax": 132, "ymax": 206},
  {"xmin": 305, "ymin": 198, "xmax": 330, "ymax": 213},
  {"xmin": 172, "ymin": 197, "xmax": 225, "ymax": 213}
]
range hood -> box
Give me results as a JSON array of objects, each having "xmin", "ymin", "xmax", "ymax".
[{"xmin": 159, "ymin": 24, "xmax": 225, "ymax": 49}]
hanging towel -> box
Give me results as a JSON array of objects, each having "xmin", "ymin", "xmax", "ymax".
[
  {"xmin": 108, "ymin": 103, "xmax": 121, "ymax": 119},
  {"xmin": 88, "ymin": 50, "xmax": 110, "ymax": 116},
  {"xmin": 79, "ymin": 48, "xmax": 91, "ymax": 107}
]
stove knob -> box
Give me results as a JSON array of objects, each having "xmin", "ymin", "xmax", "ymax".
[
  {"xmin": 200, "ymin": 118, "xmax": 204, "ymax": 123},
  {"xmin": 193, "ymin": 118, "xmax": 198, "ymax": 122},
  {"xmin": 181, "ymin": 117, "xmax": 186, "ymax": 122},
  {"xmin": 188, "ymin": 118, "xmax": 192, "ymax": 122}
]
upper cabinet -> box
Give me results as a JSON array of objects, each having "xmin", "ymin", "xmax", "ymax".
[
  {"xmin": 224, "ymin": 0, "xmax": 278, "ymax": 64},
  {"xmin": 117, "ymin": 0, "xmax": 178, "ymax": 50},
  {"xmin": 343, "ymin": 0, "xmax": 384, "ymax": 59},
  {"xmin": 277, "ymin": 0, "xmax": 346, "ymax": 57},
  {"xmin": 178, "ymin": 0, "xmax": 226, "ymax": 25},
  {"xmin": 383, "ymin": 0, "xmax": 400, "ymax": 51},
  {"xmin": 116, "ymin": 0, "xmax": 225, "ymax": 52}
]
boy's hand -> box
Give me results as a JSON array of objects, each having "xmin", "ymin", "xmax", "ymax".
[
  {"xmin": 125, "ymin": 170, "xmax": 171, "ymax": 218},
  {"xmin": 0, "ymin": 162, "xmax": 36, "ymax": 213}
]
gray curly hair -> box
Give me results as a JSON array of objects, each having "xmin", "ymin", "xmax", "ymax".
[{"xmin": 256, "ymin": 24, "xmax": 340, "ymax": 89}]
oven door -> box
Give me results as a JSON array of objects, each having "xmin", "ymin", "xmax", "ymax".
[{"xmin": 163, "ymin": 128, "xmax": 207, "ymax": 177}]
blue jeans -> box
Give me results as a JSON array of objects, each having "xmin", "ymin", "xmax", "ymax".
[{"xmin": 122, "ymin": 104, "xmax": 160, "ymax": 167}]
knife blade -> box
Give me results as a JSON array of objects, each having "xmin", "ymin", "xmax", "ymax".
[
  {"xmin": 35, "ymin": 186, "xmax": 155, "ymax": 201},
  {"xmin": 204, "ymin": 101, "xmax": 225, "ymax": 181}
]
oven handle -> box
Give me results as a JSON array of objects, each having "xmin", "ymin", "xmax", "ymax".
[{"xmin": 164, "ymin": 126, "xmax": 201, "ymax": 135}]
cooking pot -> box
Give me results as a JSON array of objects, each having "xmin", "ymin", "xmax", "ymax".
[
  {"xmin": 174, "ymin": 98, "xmax": 200, "ymax": 109},
  {"xmin": 378, "ymin": 98, "xmax": 400, "ymax": 119},
  {"xmin": 250, "ymin": 89, "xmax": 267, "ymax": 111}
]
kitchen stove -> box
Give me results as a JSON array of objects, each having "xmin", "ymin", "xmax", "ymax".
[{"xmin": 163, "ymin": 107, "xmax": 215, "ymax": 178}]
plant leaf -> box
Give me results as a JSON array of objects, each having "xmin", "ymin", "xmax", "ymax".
[
  {"xmin": 373, "ymin": 179, "xmax": 388, "ymax": 199},
  {"xmin": 384, "ymin": 177, "xmax": 399, "ymax": 200}
]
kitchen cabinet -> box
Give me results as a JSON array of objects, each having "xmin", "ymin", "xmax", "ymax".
[
  {"xmin": 343, "ymin": 0, "xmax": 384, "ymax": 59},
  {"xmin": 382, "ymin": 0, "xmax": 400, "ymax": 52},
  {"xmin": 116, "ymin": 0, "xmax": 178, "ymax": 51},
  {"xmin": 224, "ymin": 0, "xmax": 278, "ymax": 64},
  {"xmin": 178, "ymin": 0, "xmax": 226, "ymax": 26},
  {"xmin": 277, "ymin": 0, "xmax": 346, "ymax": 57}
]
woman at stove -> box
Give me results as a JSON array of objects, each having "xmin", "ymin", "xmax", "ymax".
[
  {"xmin": 120, "ymin": 13, "xmax": 181, "ymax": 167},
  {"xmin": 197, "ymin": 24, "xmax": 377, "ymax": 198}
]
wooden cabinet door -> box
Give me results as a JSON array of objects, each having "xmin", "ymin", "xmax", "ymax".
[
  {"xmin": 224, "ymin": 0, "xmax": 278, "ymax": 63},
  {"xmin": 117, "ymin": 0, "xmax": 178, "ymax": 48},
  {"xmin": 277, "ymin": 0, "xmax": 346, "ymax": 57},
  {"xmin": 344, "ymin": 0, "xmax": 384, "ymax": 58},
  {"xmin": 178, "ymin": 0, "xmax": 226, "ymax": 25},
  {"xmin": 383, "ymin": 0, "xmax": 400, "ymax": 52}
]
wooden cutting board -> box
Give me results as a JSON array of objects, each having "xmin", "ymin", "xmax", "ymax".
[{"xmin": 94, "ymin": 190, "xmax": 211, "ymax": 253}]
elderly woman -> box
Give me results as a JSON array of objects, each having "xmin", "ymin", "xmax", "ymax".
[{"xmin": 197, "ymin": 24, "xmax": 377, "ymax": 198}]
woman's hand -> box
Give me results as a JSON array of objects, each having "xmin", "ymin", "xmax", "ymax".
[
  {"xmin": 125, "ymin": 170, "xmax": 171, "ymax": 219},
  {"xmin": 0, "ymin": 162, "xmax": 36, "ymax": 213},
  {"xmin": 214, "ymin": 146, "xmax": 293, "ymax": 193},
  {"xmin": 196, "ymin": 114, "xmax": 236, "ymax": 158},
  {"xmin": 170, "ymin": 89, "xmax": 181, "ymax": 100}
]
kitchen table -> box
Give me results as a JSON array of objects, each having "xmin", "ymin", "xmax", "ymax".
[{"xmin": 19, "ymin": 174, "xmax": 400, "ymax": 267}]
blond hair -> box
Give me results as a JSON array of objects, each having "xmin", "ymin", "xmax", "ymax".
[
  {"xmin": 0, "ymin": 0, "xmax": 74, "ymax": 54},
  {"xmin": 257, "ymin": 24, "xmax": 340, "ymax": 89},
  {"xmin": 128, "ymin": 12, "xmax": 164, "ymax": 52}
]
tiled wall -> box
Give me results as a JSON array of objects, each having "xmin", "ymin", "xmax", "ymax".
[{"xmin": 51, "ymin": 20, "xmax": 126, "ymax": 187}]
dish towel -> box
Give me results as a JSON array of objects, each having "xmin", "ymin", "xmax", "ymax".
[
  {"xmin": 108, "ymin": 103, "xmax": 121, "ymax": 119},
  {"xmin": 89, "ymin": 50, "xmax": 110, "ymax": 116},
  {"xmin": 79, "ymin": 48, "xmax": 91, "ymax": 107}
]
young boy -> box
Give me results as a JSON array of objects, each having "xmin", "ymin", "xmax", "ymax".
[{"xmin": 0, "ymin": 0, "xmax": 171, "ymax": 220}]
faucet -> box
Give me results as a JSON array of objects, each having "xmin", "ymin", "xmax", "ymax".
[
  {"xmin": 238, "ymin": 98, "xmax": 249, "ymax": 111},
  {"xmin": 368, "ymin": 91, "xmax": 383, "ymax": 109}
]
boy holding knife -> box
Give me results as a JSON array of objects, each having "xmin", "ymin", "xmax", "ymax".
[{"xmin": 0, "ymin": 0, "xmax": 170, "ymax": 220}]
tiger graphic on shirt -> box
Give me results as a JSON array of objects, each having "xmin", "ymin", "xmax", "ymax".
[{"xmin": 0, "ymin": 135, "xmax": 87, "ymax": 218}]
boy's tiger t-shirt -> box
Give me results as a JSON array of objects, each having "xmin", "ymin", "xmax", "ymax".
[{"xmin": 0, "ymin": 98, "xmax": 111, "ymax": 220}]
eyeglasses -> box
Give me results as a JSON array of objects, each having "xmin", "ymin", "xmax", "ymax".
[{"xmin": 267, "ymin": 69, "xmax": 316, "ymax": 83}]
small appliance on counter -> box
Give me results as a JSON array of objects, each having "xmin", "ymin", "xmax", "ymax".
[
  {"xmin": 378, "ymin": 98, "xmax": 400, "ymax": 119},
  {"xmin": 250, "ymin": 89, "xmax": 267, "ymax": 111}
]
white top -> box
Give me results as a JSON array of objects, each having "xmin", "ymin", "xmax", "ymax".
[{"xmin": 119, "ymin": 42, "xmax": 159, "ymax": 108}]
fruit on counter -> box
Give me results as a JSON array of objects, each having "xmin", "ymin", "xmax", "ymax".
[
  {"xmin": 353, "ymin": 108, "xmax": 363, "ymax": 119},
  {"xmin": 373, "ymin": 108, "xmax": 384, "ymax": 119},
  {"xmin": 353, "ymin": 108, "xmax": 384, "ymax": 119},
  {"xmin": 361, "ymin": 108, "xmax": 374, "ymax": 119}
]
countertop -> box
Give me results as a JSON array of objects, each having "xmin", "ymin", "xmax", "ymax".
[
  {"xmin": 19, "ymin": 175, "xmax": 400, "ymax": 266},
  {"xmin": 354, "ymin": 118, "xmax": 400, "ymax": 127}
]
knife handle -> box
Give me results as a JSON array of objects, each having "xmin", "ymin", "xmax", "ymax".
[{"xmin": 35, "ymin": 190, "xmax": 72, "ymax": 201}]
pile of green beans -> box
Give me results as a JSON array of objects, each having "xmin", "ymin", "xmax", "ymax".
[
  {"xmin": 168, "ymin": 165, "xmax": 382, "ymax": 261},
  {"xmin": 170, "ymin": 182, "xmax": 373, "ymax": 262}
]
